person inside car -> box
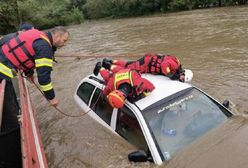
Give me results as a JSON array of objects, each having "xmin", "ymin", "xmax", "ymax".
[
  {"xmin": 93, "ymin": 62, "xmax": 155, "ymax": 108},
  {"xmin": 101, "ymin": 53, "xmax": 188, "ymax": 82}
]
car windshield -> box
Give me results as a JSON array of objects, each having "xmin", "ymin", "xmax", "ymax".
[{"xmin": 142, "ymin": 87, "xmax": 232, "ymax": 161}]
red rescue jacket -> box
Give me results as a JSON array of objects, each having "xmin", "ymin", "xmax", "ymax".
[
  {"xmin": 1, "ymin": 29, "xmax": 51, "ymax": 71},
  {"xmin": 147, "ymin": 54, "xmax": 163, "ymax": 74},
  {"xmin": 114, "ymin": 69, "xmax": 134, "ymax": 90},
  {"xmin": 101, "ymin": 68, "xmax": 155, "ymax": 97},
  {"xmin": 141, "ymin": 54, "xmax": 181, "ymax": 76}
]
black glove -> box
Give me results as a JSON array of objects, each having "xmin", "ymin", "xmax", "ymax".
[
  {"xmin": 24, "ymin": 70, "xmax": 34, "ymax": 77},
  {"xmin": 102, "ymin": 58, "xmax": 112, "ymax": 70},
  {"xmin": 93, "ymin": 61, "xmax": 102, "ymax": 76}
]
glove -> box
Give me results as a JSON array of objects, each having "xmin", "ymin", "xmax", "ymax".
[
  {"xmin": 143, "ymin": 91, "xmax": 151, "ymax": 97},
  {"xmin": 24, "ymin": 70, "xmax": 34, "ymax": 77},
  {"xmin": 102, "ymin": 58, "xmax": 112, "ymax": 70},
  {"xmin": 179, "ymin": 74, "xmax": 185, "ymax": 82},
  {"xmin": 93, "ymin": 61, "xmax": 102, "ymax": 76}
]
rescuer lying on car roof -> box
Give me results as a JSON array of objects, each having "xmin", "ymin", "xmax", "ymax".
[
  {"xmin": 100, "ymin": 53, "xmax": 193, "ymax": 82},
  {"xmin": 93, "ymin": 62, "xmax": 155, "ymax": 108}
]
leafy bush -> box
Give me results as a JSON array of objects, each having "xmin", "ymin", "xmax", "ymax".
[
  {"xmin": 0, "ymin": 0, "xmax": 84, "ymax": 34},
  {"xmin": 1, "ymin": 0, "xmax": 247, "ymax": 35},
  {"xmin": 33, "ymin": 0, "xmax": 84, "ymax": 28},
  {"xmin": 83, "ymin": 0, "xmax": 112, "ymax": 19},
  {"xmin": 0, "ymin": 0, "xmax": 22, "ymax": 34}
]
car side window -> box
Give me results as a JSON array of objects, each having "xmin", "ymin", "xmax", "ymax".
[
  {"xmin": 90, "ymin": 88, "xmax": 113, "ymax": 125},
  {"xmin": 77, "ymin": 82, "xmax": 95, "ymax": 105},
  {"xmin": 116, "ymin": 106, "xmax": 148, "ymax": 152}
]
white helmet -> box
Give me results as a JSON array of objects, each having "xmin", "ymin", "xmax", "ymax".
[{"xmin": 184, "ymin": 69, "xmax": 193, "ymax": 82}]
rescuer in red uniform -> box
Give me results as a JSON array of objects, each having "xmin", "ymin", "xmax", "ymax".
[
  {"xmin": 101, "ymin": 53, "xmax": 186, "ymax": 82},
  {"xmin": 94, "ymin": 63, "xmax": 155, "ymax": 108}
]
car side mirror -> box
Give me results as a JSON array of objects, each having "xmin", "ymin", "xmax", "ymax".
[
  {"xmin": 222, "ymin": 100, "xmax": 230, "ymax": 108},
  {"xmin": 128, "ymin": 150, "xmax": 149, "ymax": 162}
]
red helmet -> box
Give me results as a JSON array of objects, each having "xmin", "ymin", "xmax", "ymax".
[{"xmin": 107, "ymin": 90, "xmax": 126, "ymax": 108}]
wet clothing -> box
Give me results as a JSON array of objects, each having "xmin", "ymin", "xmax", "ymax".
[
  {"xmin": 100, "ymin": 67, "xmax": 155, "ymax": 102},
  {"xmin": 111, "ymin": 54, "xmax": 183, "ymax": 80},
  {"xmin": 0, "ymin": 29, "xmax": 56, "ymax": 100}
]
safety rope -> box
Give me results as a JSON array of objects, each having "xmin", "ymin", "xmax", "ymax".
[
  {"xmin": 55, "ymin": 53, "xmax": 140, "ymax": 59},
  {"xmin": 24, "ymin": 74, "xmax": 103, "ymax": 118}
]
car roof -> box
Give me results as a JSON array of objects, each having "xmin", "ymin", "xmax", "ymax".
[
  {"xmin": 134, "ymin": 74, "xmax": 192, "ymax": 110},
  {"xmin": 88, "ymin": 73, "xmax": 192, "ymax": 111}
]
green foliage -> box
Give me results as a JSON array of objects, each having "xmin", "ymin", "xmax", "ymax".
[
  {"xmin": 159, "ymin": 0, "xmax": 173, "ymax": 12},
  {"xmin": 0, "ymin": 0, "xmax": 24, "ymax": 34},
  {"xmin": 82, "ymin": 0, "xmax": 158, "ymax": 19},
  {"xmin": 83, "ymin": 0, "xmax": 112, "ymax": 19},
  {"xmin": 169, "ymin": 0, "xmax": 182, "ymax": 11},
  {"xmin": 169, "ymin": 0, "xmax": 195, "ymax": 11},
  {"xmin": 0, "ymin": 0, "xmax": 247, "ymax": 35},
  {"xmin": 70, "ymin": 0, "xmax": 87, "ymax": 11},
  {"xmin": 0, "ymin": 0, "xmax": 84, "ymax": 35},
  {"xmin": 81, "ymin": 0, "xmax": 247, "ymax": 19},
  {"xmin": 30, "ymin": 0, "xmax": 84, "ymax": 29},
  {"xmin": 84, "ymin": 0, "xmax": 162, "ymax": 19},
  {"xmin": 109, "ymin": 0, "xmax": 137, "ymax": 18}
]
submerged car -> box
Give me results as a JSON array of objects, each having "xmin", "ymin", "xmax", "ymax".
[{"xmin": 74, "ymin": 74, "xmax": 233, "ymax": 165}]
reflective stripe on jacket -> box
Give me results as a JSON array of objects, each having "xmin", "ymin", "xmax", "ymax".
[
  {"xmin": 0, "ymin": 63, "xmax": 14, "ymax": 78},
  {"xmin": 40, "ymin": 82, "xmax": 53, "ymax": 92},
  {"xmin": 114, "ymin": 69, "xmax": 134, "ymax": 90}
]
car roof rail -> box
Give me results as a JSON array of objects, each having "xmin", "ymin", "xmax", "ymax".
[{"xmin": 89, "ymin": 76, "xmax": 105, "ymax": 84}]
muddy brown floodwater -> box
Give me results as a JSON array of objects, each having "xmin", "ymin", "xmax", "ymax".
[{"xmin": 29, "ymin": 6, "xmax": 248, "ymax": 168}]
